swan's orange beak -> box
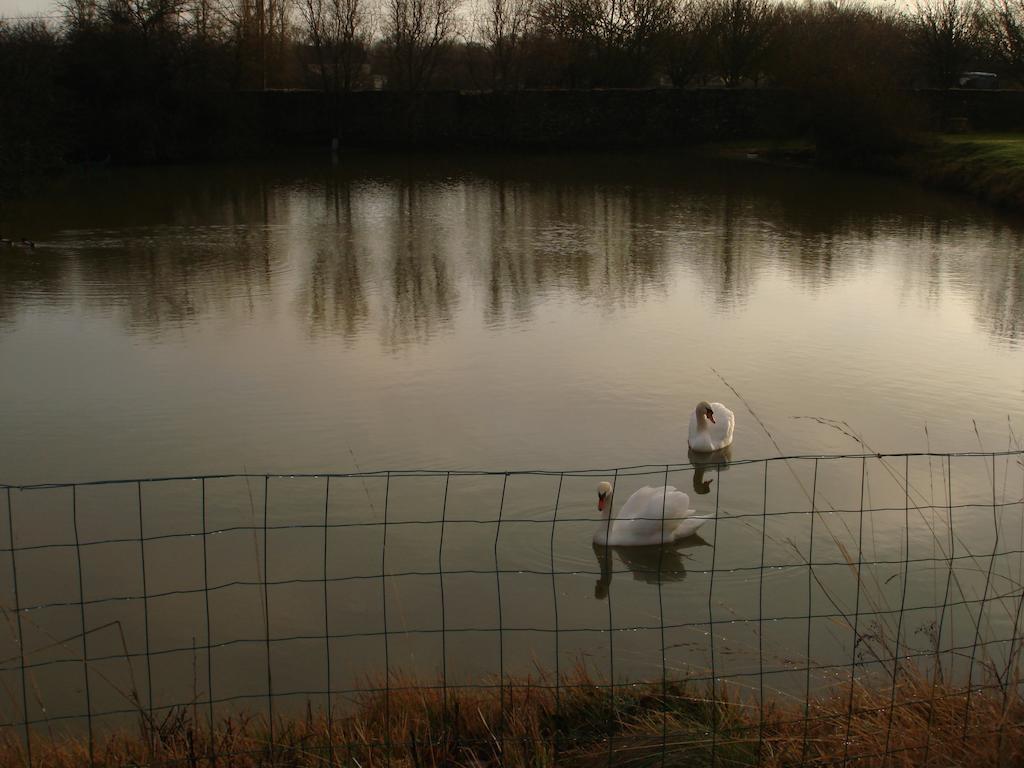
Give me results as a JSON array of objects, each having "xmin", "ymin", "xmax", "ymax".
[
  {"xmin": 598, "ymin": 494, "xmax": 607, "ymax": 511},
  {"xmin": 707, "ymin": 410, "xmax": 716, "ymax": 424}
]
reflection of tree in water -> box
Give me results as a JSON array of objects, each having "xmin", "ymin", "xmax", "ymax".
[
  {"xmin": 696, "ymin": 192, "xmax": 761, "ymax": 309},
  {"xmin": 968, "ymin": 231, "xmax": 1024, "ymax": 344},
  {"xmin": 483, "ymin": 183, "xmax": 675, "ymax": 325},
  {"xmin": 789, "ymin": 233, "xmax": 838, "ymax": 289},
  {"xmin": 590, "ymin": 188, "xmax": 668, "ymax": 304},
  {"xmin": 299, "ymin": 181, "xmax": 368, "ymax": 340},
  {"xmin": 4, "ymin": 159, "xmax": 1023, "ymax": 347},
  {"xmin": 0, "ymin": 251, "xmax": 71, "ymax": 326},
  {"xmin": 1, "ymin": 173, "xmax": 283, "ymax": 334},
  {"xmin": 893, "ymin": 221, "xmax": 1024, "ymax": 345},
  {"xmin": 75, "ymin": 227, "xmax": 275, "ymax": 335},
  {"xmin": 382, "ymin": 182, "xmax": 457, "ymax": 349},
  {"xmin": 485, "ymin": 181, "xmax": 535, "ymax": 326},
  {"xmin": 304, "ymin": 246, "xmax": 369, "ymax": 339},
  {"xmin": 479, "ymin": 178, "xmax": 885, "ymax": 321}
]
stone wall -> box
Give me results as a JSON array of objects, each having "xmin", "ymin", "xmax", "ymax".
[
  {"xmin": 254, "ymin": 88, "xmax": 809, "ymax": 149},
  {"xmin": 214, "ymin": 88, "xmax": 1024, "ymax": 151}
]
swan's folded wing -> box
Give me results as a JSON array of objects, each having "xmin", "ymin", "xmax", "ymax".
[
  {"xmin": 662, "ymin": 489, "xmax": 693, "ymax": 520},
  {"xmin": 624, "ymin": 485, "xmax": 667, "ymax": 514},
  {"xmin": 672, "ymin": 514, "xmax": 712, "ymax": 540},
  {"xmin": 710, "ymin": 402, "xmax": 736, "ymax": 444},
  {"xmin": 639, "ymin": 486, "xmax": 682, "ymax": 519},
  {"xmin": 609, "ymin": 487, "xmax": 669, "ymax": 541}
]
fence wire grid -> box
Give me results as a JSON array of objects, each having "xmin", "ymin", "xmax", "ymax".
[{"xmin": 2, "ymin": 450, "xmax": 1024, "ymax": 766}]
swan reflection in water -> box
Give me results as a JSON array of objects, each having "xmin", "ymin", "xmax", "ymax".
[
  {"xmin": 689, "ymin": 445, "xmax": 733, "ymax": 495},
  {"xmin": 593, "ymin": 537, "xmax": 709, "ymax": 600}
]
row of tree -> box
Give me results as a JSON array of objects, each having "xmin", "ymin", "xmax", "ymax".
[
  {"xmin": 2, "ymin": 0, "xmax": 1024, "ymax": 92},
  {"xmin": 1, "ymin": 0, "xmax": 1023, "ymax": 179}
]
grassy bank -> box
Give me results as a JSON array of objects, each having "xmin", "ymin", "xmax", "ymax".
[
  {"xmin": 728, "ymin": 132, "xmax": 1024, "ymax": 214},
  {"xmin": 905, "ymin": 134, "xmax": 1024, "ymax": 212},
  {"xmin": 2, "ymin": 665, "xmax": 1021, "ymax": 767}
]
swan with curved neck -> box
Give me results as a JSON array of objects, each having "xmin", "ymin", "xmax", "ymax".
[
  {"xmin": 594, "ymin": 481, "xmax": 711, "ymax": 546},
  {"xmin": 688, "ymin": 400, "xmax": 735, "ymax": 453}
]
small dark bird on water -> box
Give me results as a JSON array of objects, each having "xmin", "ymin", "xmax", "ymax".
[{"xmin": 1, "ymin": 238, "xmax": 35, "ymax": 248}]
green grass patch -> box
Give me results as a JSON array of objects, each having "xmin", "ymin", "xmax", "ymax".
[
  {"xmin": 937, "ymin": 133, "xmax": 1024, "ymax": 163},
  {"xmin": 910, "ymin": 133, "xmax": 1024, "ymax": 211}
]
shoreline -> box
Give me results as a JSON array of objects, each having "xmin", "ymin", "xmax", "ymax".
[
  {"xmin": 7, "ymin": 132, "xmax": 1024, "ymax": 219},
  {"xmin": 729, "ymin": 133, "xmax": 1024, "ymax": 215},
  {"xmin": 905, "ymin": 134, "xmax": 1024, "ymax": 213}
]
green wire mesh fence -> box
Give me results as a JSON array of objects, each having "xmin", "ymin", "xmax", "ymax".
[{"xmin": 2, "ymin": 451, "xmax": 1023, "ymax": 766}]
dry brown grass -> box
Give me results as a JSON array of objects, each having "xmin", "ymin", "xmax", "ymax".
[
  {"xmin": 761, "ymin": 671, "xmax": 1024, "ymax": 768},
  {"xmin": 1, "ymin": 663, "xmax": 1022, "ymax": 767}
]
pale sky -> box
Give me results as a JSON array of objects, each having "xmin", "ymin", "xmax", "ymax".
[
  {"xmin": 0, "ymin": 0, "xmax": 61, "ymax": 21},
  {"xmin": 2, "ymin": 0, "xmax": 911, "ymax": 24}
]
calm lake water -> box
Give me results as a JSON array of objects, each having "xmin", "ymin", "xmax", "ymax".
[{"xmin": 1, "ymin": 153, "xmax": 1023, "ymax": 730}]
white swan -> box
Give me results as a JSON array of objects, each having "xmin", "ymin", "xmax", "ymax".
[
  {"xmin": 687, "ymin": 400, "xmax": 735, "ymax": 452},
  {"xmin": 592, "ymin": 482, "xmax": 712, "ymax": 546}
]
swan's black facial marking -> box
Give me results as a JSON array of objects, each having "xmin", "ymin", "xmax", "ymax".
[
  {"xmin": 597, "ymin": 491, "xmax": 608, "ymax": 511},
  {"xmin": 706, "ymin": 408, "xmax": 716, "ymax": 424}
]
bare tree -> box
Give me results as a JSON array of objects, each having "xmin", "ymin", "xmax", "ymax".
[
  {"xmin": 188, "ymin": 0, "xmax": 220, "ymax": 38},
  {"xmin": 60, "ymin": 0, "xmax": 100, "ymax": 31},
  {"xmin": 62, "ymin": 0, "xmax": 189, "ymax": 33},
  {"xmin": 302, "ymin": 0, "xmax": 333, "ymax": 90},
  {"xmin": 477, "ymin": 0, "xmax": 535, "ymax": 89},
  {"xmin": 913, "ymin": 0, "xmax": 981, "ymax": 87},
  {"xmin": 99, "ymin": 0, "xmax": 186, "ymax": 31},
  {"xmin": 384, "ymin": 0, "xmax": 460, "ymax": 90},
  {"xmin": 224, "ymin": 0, "xmax": 262, "ymax": 84},
  {"xmin": 981, "ymin": 0, "xmax": 1024, "ymax": 83},
  {"xmin": 606, "ymin": 0, "xmax": 676, "ymax": 56},
  {"xmin": 769, "ymin": 2, "xmax": 920, "ymax": 156},
  {"xmin": 596, "ymin": 0, "xmax": 676, "ymax": 83},
  {"xmin": 300, "ymin": 0, "xmax": 374, "ymax": 91},
  {"xmin": 533, "ymin": 0, "xmax": 601, "ymax": 85},
  {"xmin": 223, "ymin": 0, "xmax": 291, "ymax": 87},
  {"xmin": 707, "ymin": 0, "xmax": 776, "ymax": 86},
  {"xmin": 535, "ymin": 0, "xmax": 676, "ymax": 85},
  {"xmin": 666, "ymin": 0, "xmax": 714, "ymax": 86},
  {"xmin": 268, "ymin": 0, "xmax": 290, "ymax": 65}
]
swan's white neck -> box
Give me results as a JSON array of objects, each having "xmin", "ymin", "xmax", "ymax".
[{"xmin": 695, "ymin": 411, "xmax": 710, "ymax": 431}]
